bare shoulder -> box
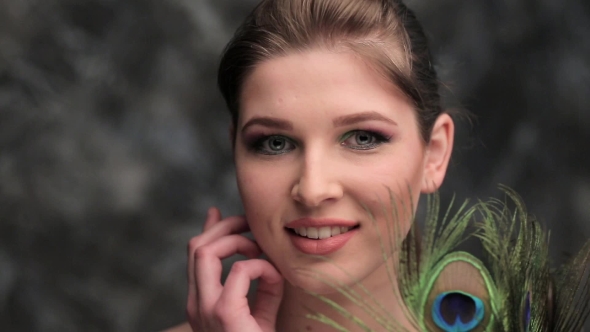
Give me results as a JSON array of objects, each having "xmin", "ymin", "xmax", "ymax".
[{"xmin": 162, "ymin": 322, "xmax": 192, "ymax": 332}]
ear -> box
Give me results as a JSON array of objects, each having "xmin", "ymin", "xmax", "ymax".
[{"xmin": 421, "ymin": 113, "xmax": 454, "ymax": 193}]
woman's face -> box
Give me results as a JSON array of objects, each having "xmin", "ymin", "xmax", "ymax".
[{"xmin": 233, "ymin": 49, "xmax": 453, "ymax": 292}]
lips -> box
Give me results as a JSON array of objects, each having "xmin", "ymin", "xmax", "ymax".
[
  {"xmin": 285, "ymin": 217, "xmax": 358, "ymax": 229},
  {"xmin": 285, "ymin": 218, "xmax": 359, "ymax": 255},
  {"xmin": 292, "ymin": 226, "xmax": 354, "ymax": 239}
]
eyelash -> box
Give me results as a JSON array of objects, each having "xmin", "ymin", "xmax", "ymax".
[
  {"xmin": 248, "ymin": 130, "xmax": 392, "ymax": 155},
  {"xmin": 341, "ymin": 130, "xmax": 392, "ymax": 150}
]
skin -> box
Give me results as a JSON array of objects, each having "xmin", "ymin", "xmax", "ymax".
[{"xmin": 168, "ymin": 48, "xmax": 454, "ymax": 332}]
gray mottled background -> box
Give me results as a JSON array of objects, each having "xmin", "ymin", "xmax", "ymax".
[{"xmin": 0, "ymin": 0, "xmax": 589, "ymax": 331}]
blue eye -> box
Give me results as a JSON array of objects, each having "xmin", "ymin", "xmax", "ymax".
[
  {"xmin": 253, "ymin": 135, "xmax": 295, "ymax": 155},
  {"xmin": 340, "ymin": 130, "xmax": 391, "ymax": 150}
]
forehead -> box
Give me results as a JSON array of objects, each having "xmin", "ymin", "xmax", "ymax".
[{"xmin": 239, "ymin": 49, "xmax": 415, "ymax": 125}]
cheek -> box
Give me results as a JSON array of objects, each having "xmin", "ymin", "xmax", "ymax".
[
  {"xmin": 349, "ymin": 152, "xmax": 425, "ymax": 233},
  {"xmin": 355, "ymin": 153, "xmax": 425, "ymax": 196},
  {"xmin": 235, "ymin": 163, "xmax": 291, "ymax": 227},
  {"xmin": 237, "ymin": 164, "xmax": 285, "ymax": 197},
  {"xmin": 236, "ymin": 169, "xmax": 265, "ymax": 212}
]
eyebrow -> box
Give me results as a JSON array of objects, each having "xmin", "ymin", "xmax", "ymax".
[
  {"xmin": 241, "ymin": 117, "xmax": 294, "ymax": 132},
  {"xmin": 241, "ymin": 111, "xmax": 397, "ymax": 132},
  {"xmin": 333, "ymin": 111, "xmax": 398, "ymax": 127}
]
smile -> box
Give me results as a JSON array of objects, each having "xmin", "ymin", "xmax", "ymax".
[
  {"xmin": 290, "ymin": 226, "xmax": 356, "ymax": 239},
  {"xmin": 284, "ymin": 218, "xmax": 360, "ymax": 255}
]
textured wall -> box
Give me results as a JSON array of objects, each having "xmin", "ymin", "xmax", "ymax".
[{"xmin": 0, "ymin": 0, "xmax": 588, "ymax": 331}]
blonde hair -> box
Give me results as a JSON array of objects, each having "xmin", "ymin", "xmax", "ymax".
[{"xmin": 219, "ymin": 0, "xmax": 443, "ymax": 142}]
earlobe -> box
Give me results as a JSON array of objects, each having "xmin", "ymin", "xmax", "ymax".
[{"xmin": 421, "ymin": 113, "xmax": 454, "ymax": 194}]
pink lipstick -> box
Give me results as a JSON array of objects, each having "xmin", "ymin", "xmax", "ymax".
[{"xmin": 285, "ymin": 218, "xmax": 359, "ymax": 255}]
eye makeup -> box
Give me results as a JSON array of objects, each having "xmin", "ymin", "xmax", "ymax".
[
  {"xmin": 339, "ymin": 129, "xmax": 393, "ymax": 150},
  {"xmin": 242, "ymin": 126, "xmax": 395, "ymax": 156},
  {"xmin": 243, "ymin": 132, "xmax": 296, "ymax": 155}
]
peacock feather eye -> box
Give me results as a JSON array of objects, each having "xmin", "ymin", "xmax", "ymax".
[
  {"xmin": 432, "ymin": 291, "xmax": 485, "ymax": 331},
  {"xmin": 421, "ymin": 252, "xmax": 496, "ymax": 332}
]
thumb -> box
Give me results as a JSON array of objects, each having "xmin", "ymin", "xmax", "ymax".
[{"xmin": 252, "ymin": 274, "xmax": 284, "ymax": 331}]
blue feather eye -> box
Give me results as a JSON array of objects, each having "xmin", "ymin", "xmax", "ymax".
[
  {"xmin": 422, "ymin": 253, "xmax": 494, "ymax": 332},
  {"xmin": 432, "ymin": 291, "xmax": 485, "ymax": 331}
]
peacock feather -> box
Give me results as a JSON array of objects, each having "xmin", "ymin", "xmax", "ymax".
[
  {"xmin": 303, "ymin": 186, "xmax": 590, "ymax": 331},
  {"xmin": 475, "ymin": 186, "xmax": 551, "ymax": 331},
  {"xmin": 396, "ymin": 192, "xmax": 496, "ymax": 332}
]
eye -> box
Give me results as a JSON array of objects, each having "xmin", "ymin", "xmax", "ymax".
[
  {"xmin": 253, "ymin": 135, "xmax": 295, "ymax": 155},
  {"xmin": 340, "ymin": 130, "xmax": 391, "ymax": 150}
]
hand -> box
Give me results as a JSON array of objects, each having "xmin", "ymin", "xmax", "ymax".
[{"xmin": 186, "ymin": 207, "xmax": 284, "ymax": 332}]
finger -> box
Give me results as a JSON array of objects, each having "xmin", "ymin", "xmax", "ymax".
[
  {"xmin": 215, "ymin": 260, "xmax": 283, "ymax": 330},
  {"xmin": 188, "ymin": 216, "xmax": 249, "ymax": 256},
  {"xmin": 186, "ymin": 217, "xmax": 251, "ymax": 318},
  {"xmin": 203, "ymin": 206, "xmax": 222, "ymax": 233},
  {"xmin": 193, "ymin": 236, "xmax": 262, "ymax": 312},
  {"xmin": 252, "ymin": 270, "xmax": 285, "ymax": 331},
  {"xmin": 187, "ymin": 216, "xmax": 249, "ymax": 285}
]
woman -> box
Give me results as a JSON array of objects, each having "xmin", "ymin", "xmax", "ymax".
[{"xmin": 168, "ymin": 0, "xmax": 454, "ymax": 330}]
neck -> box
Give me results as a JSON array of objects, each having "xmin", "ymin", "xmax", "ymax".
[{"xmin": 275, "ymin": 261, "xmax": 414, "ymax": 332}]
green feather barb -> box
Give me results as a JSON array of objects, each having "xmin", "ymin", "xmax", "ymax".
[{"xmin": 304, "ymin": 187, "xmax": 590, "ymax": 331}]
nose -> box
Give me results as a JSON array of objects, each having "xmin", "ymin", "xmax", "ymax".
[{"xmin": 290, "ymin": 151, "xmax": 343, "ymax": 208}]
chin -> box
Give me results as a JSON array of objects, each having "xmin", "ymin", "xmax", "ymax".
[
  {"xmin": 285, "ymin": 272, "xmax": 349, "ymax": 295},
  {"xmin": 281, "ymin": 259, "xmax": 375, "ymax": 295}
]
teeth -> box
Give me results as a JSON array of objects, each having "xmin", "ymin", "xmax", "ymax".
[
  {"xmin": 292, "ymin": 226, "xmax": 353, "ymax": 239},
  {"xmin": 298, "ymin": 227, "xmax": 307, "ymax": 236},
  {"xmin": 331, "ymin": 226, "xmax": 341, "ymax": 236},
  {"xmin": 307, "ymin": 227, "xmax": 319, "ymax": 239},
  {"xmin": 318, "ymin": 227, "xmax": 331, "ymax": 239}
]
